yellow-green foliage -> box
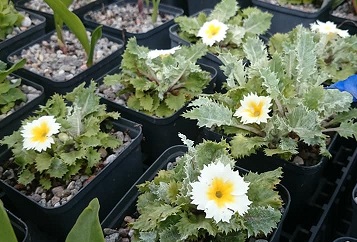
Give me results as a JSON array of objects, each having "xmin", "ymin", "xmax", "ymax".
[{"xmin": 0, "ymin": 0, "xmax": 24, "ymax": 40}]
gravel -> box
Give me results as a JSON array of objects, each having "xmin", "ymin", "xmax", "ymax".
[
  {"xmin": 8, "ymin": 30, "xmax": 122, "ymax": 82},
  {"xmin": 331, "ymin": 1, "xmax": 357, "ymax": 22},
  {"xmin": 2, "ymin": 11, "xmax": 43, "ymax": 40},
  {"xmin": 85, "ymin": 2, "xmax": 174, "ymax": 34},
  {"xmin": 0, "ymin": 130, "xmax": 132, "ymax": 208},
  {"xmin": 23, "ymin": 0, "xmax": 96, "ymax": 13}
]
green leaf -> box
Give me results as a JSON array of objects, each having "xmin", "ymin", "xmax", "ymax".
[
  {"xmin": 183, "ymin": 97, "xmax": 236, "ymax": 128},
  {"xmin": 47, "ymin": 157, "xmax": 68, "ymax": 178},
  {"xmin": 138, "ymin": 232, "xmax": 157, "ymax": 242},
  {"xmin": 87, "ymin": 25, "xmax": 103, "ymax": 67},
  {"xmin": 65, "ymin": 198, "xmax": 105, "ymax": 242},
  {"xmin": 86, "ymin": 147, "xmax": 101, "ymax": 168},
  {"xmin": 242, "ymin": 9, "xmax": 272, "ymax": 35},
  {"xmin": 0, "ymin": 58, "xmax": 26, "ymax": 81},
  {"xmin": 245, "ymin": 168, "xmax": 283, "ymax": 208},
  {"xmin": 230, "ymin": 134, "xmax": 266, "ymax": 158},
  {"xmin": 294, "ymin": 26, "xmax": 316, "ymax": 83},
  {"xmin": 243, "ymin": 37, "xmax": 269, "ymax": 68},
  {"xmin": 158, "ymin": 226, "xmax": 182, "ymax": 242},
  {"xmin": 60, "ymin": 149, "xmax": 86, "ymax": 166},
  {"xmin": 208, "ymin": 0, "xmax": 238, "ymax": 23},
  {"xmin": 43, "ymin": 0, "xmax": 90, "ymax": 53},
  {"xmin": 333, "ymin": 121, "xmax": 357, "ymax": 140},
  {"xmin": 176, "ymin": 213, "xmax": 217, "ymax": 240},
  {"xmin": 218, "ymin": 53, "xmax": 246, "ymax": 88},
  {"xmin": 0, "ymin": 200, "xmax": 17, "ymax": 242},
  {"xmin": 139, "ymin": 94, "xmax": 154, "ymax": 111},
  {"xmin": 165, "ymin": 93, "xmax": 186, "ymax": 112},
  {"xmin": 35, "ymin": 152, "xmax": 53, "ymax": 172},
  {"xmin": 18, "ymin": 168, "xmax": 35, "ymax": 186},
  {"xmin": 244, "ymin": 206, "xmax": 282, "ymax": 237}
]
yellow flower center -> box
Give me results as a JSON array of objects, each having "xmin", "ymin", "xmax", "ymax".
[
  {"xmin": 247, "ymin": 101, "xmax": 264, "ymax": 118},
  {"xmin": 207, "ymin": 177, "xmax": 235, "ymax": 207},
  {"xmin": 31, "ymin": 121, "xmax": 50, "ymax": 143},
  {"xmin": 206, "ymin": 24, "xmax": 221, "ymax": 38}
]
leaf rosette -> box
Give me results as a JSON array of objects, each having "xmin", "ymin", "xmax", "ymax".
[{"xmin": 1, "ymin": 82, "xmax": 122, "ymax": 189}]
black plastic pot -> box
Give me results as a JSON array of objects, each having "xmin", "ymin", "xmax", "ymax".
[
  {"xmin": 333, "ymin": 237, "xmax": 357, "ymax": 242},
  {"xmin": 15, "ymin": 0, "xmax": 110, "ymax": 32},
  {"xmin": 328, "ymin": 1, "xmax": 357, "ymax": 35},
  {"xmin": 102, "ymin": 145, "xmax": 290, "ymax": 242},
  {"xmin": 7, "ymin": 27, "xmax": 124, "ymax": 97},
  {"xmin": 201, "ymin": 127, "xmax": 338, "ymax": 229},
  {"xmin": 0, "ymin": 118, "xmax": 143, "ymax": 241},
  {"xmin": 83, "ymin": 0, "xmax": 184, "ymax": 49},
  {"xmin": 161, "ymin": 0, "xmax": 189, "ymax": 15},
  {"xmin": 251, "ymin": 0, "xmax": 332, "ymax": 34},
  {"xmin": 187, "ymin": 0, "xmax": 252, "ymax": 15},
  {"xmin": 0, "ymin": 75, "xmax": 45, "ymax": 143},
  {"xmin": 97, "ymin": 63, "xmax": 217, "ymax": 164},
  {"xmin": 0, "ymin": 8, "xmax": 46, "ymax": 61},
  {"xmin": 5, "ymin": 208, "xmax": 31, "ymax": 242},
  {"xmin": 351, "ymin": 183, "xmax": 357, "ymax": 238}
]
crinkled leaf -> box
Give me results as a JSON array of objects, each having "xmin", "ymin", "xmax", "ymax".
[
  {"xmin": 60, "ymin": 149, "xmax": 86, "ymax": 166},
  {"xmin": 86, "ymin": 147, "xmax": 101, "ymax": 168},
  {"xmin": 244, "ymin": 206, "xmax": 282, "ymax": 237},
  {"xmin": 245, "ymin": 168, "xmax": 283, "ymax": 208},
  {"xmin": 208, "ymin": 0, "xmax": 238, "ymax": 22},
  {"xmin": 183, "ymin": 97, "xmax": 236, "ymax": 128},
  {"xmin": 17, "ymin": 169, "xmax": 35, "ymax": 186},
  {"xmin": 230, "ymin": 134, "xmax": 266, "ymax": 158},
  {"xmin": 35, "ymin": 152, "xmax": 53, "ymax": 172},
  {"xmin": 165, "ymin": 93, "xmax": 186, "ymax": 112},
  {"xmin": 242, "ymin": 9, "xmax": 272, "ymax": 35},
  {"xmin": 176, "ymin": 213, "xmax": 217, "ymax": 240},
  {"xmin": 218, "ymin": 53, "xmax": 246, "ymax": 88},
  {"xmin": 47, "ymin": 157, "xmax": 68, "ymax": 178}
]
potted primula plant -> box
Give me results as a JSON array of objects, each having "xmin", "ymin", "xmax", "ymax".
[
  {"xmin": 169, "ymin": 0, "xmax": 272, "ymax": 91},
  {"xmin": 183, "ymin": 25, "xmax": 357, "ymax": 222},
  {"xmin": 97, "ymin": 37, "xmax": 216, "ymax": 162},
  {"xmin": 7, "ymin": 0, "xmax": 124, "ymax": 96},
  {"xmin": 83, "ymin": 0, "xmax": 184, "ymax": 49},
  {"xmin": 251, "ymin": 0, "xmax": 333, "ymax": 34},
  {"xmin": 0, "ymin": 0, "xmax": 46, "ymax": 61},
  {"xmin": 0, "ymin": 59, "xmax": 44, "ymax": 141},
  {"xmin": 0, "ymin": 82, "xmax": 143, "ymax": 240},
  {"xmin": 101, "ymin": 136, "xmax": 290, "ymax": 242},
  {"xmin": 268, "ymin": 20, "xmax": 357, "ymax": 82}
]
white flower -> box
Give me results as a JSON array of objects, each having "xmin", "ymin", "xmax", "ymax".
[
  {"xmin": 190, "ymin": 162, "xmax": 251, "ymax": 223},
  {"xmin": 21, "ymin": 116, "xmax": 61, "ymax": 152},
  {"xmin": 147, "ymin": 46, "xmax": 181, "ymax": 59},
  {"xmin": 197, "ymin": 19, "xmax": 228, "ymax": 46},
  {"xmin": 234, "ymin": 93, "xmax": 272, "ymax": 124},
  {"xmin": 310, "ymin": 20, "xmax": 350, "ymax": 38}
]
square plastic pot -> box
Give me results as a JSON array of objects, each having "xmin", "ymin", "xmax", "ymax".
[
  {"xmin": 15, "ymin": 0, "xmax": 110, "ymax": 32},
  {"xmin": 251, "ymin": 0, "xmax": 332, "ymax": 34},
  {"xmin": 7, "ymin": 27, "xmax": 124, "ymax": 97},
  {"xmin": 0, "ymin": 8, "xmax": 46, "ymax": 61},
  {"xmin": 97, "ymin": 62, "xmax": 217, "ymax": 164},
  {"xmin": 328, "ymin": 1, "xmax": 357, "ymax": 35},
  {"xmin": 0, "ymin": 118, "xmax": 143, "ymax": 241},
  {"xmin": 6, "ymin": 208, "xmax": 30, "ymax": 242},
  {"xmin": 83, "ymin": 0, "xmax": 184, "ymax": 49},
  {"xmin": 201, "ymin": 127, "xmax": 338, "ymax": 229},
  {"xmin": 102, "ymin": 145, "xmax": 291, "ymax": 242}
]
